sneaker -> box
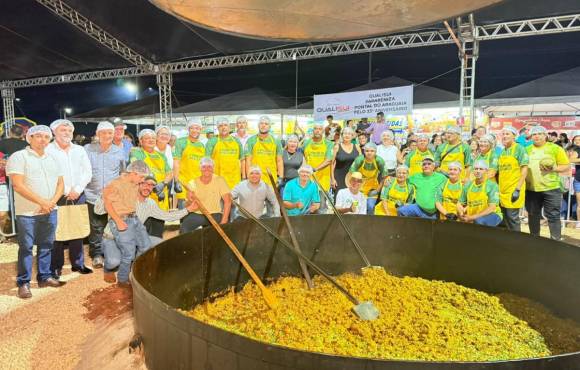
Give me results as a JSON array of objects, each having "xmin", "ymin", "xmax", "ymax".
[
  {"xmin": 18, "ymin": 284, "xmax": 32, "ymax": 299},
  {"xmin": 92, "ymin": 256, "xmax": 104, "ymax": 269},
  {"xmin": 38, "ymin": 277, "xmax": 64, "ymax": 288},
  {"xmin": 103, "ymin": 271, "xmax": 116, "ymax": 284}
]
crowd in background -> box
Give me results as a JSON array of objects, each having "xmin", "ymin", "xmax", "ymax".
[{"xmin": 0, "ymin": 113, "xmax": 577, "ymax": 299}]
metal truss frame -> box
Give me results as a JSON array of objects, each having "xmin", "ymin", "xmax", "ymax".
[
  {"xmin": 156, "ymin": 73, "xmax": 173, "ymax": 128},
  {"xmin": 1, "ymin": 88, "xmax": 16, "ymax": 136},
  {"xmin": 1, "ymin": 13, "xmax": 580, "ymax": 89},
  {"xmin": 35, "ymin": 0, "xmax": 152, "ymax": 67}
]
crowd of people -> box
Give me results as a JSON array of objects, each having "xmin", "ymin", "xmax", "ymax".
[{"xmin": 0, "ymin": 113, "xmax": 576, "ymax": 299}]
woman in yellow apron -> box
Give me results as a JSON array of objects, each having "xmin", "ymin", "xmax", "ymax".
[
  {"xmin": 497, "ymin": 126, "xmax": 528, "ymax": 231},
  {"xmin": 437, "ymin": 126, "xmax": 470, "ymax": 180},
  {"xmin": 129, "ymin": 129, "xmax": 172, "ymax": 210},
  {"xmin": 246, "ymin": 134, "xmax": 281, "ymax": 185},
  {"xmin": 375, "ymin": 165, "xmax": 414, "ymax": 216},
  {"xmin": 303, "ymin": 137, "xmax": 333, "ymax": 192},
  {"xmin": 473, "ymin": 134, "xmax": 498, "ymax": 182},
  {"xmin": 405, "ymin": 134, "xmax": 433, "ymax": 176},
  {"xmin": 458, "ymin": 160, "xmax": 503, "ymax": 227},
  {"xmin": 435, "ymin": 161, "xmax": 464, "ymax": 220},
  {"xmin": 206, "ymin": 121, "xmax": 243, "ymax": 189},
  {"xmin": 347, "ymin": 143, "xmax": 386, "ymax": 215}
]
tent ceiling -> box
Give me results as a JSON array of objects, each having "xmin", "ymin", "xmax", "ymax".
[{"xmin": 2, "ymin": 0, "xmax": 580, "ymax": 82}]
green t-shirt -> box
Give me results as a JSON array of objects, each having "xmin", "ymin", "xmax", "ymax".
[
  {"xmin": 408, "ymin": 172, "xmax": 447, "ymax": 213},
  {"xmin": 205, "ymin": 136, "xmax": 244, "ymax": 159},
  {"xmin": 244, "ymin": 134, "xmax": 283, "ymax": 158},
  {"xmin": 435, "ymin": 179, "xmax": 463, "ymax": 203},
  {"xmin": 349, "ymin": 155, "xmax": 387, "ymax": 178},
  {"xmin": 474, "ymin": 150, "xmax": 499, "ymax": 171},
  {"xmin": 301, "ymin": 138, "xmax": 334, "ymax": 160},
  {"xmin": 525, "ymin": 142, "xmax": 570, "ymax": 192},
  {"xmin": 499, "ymin": 144, "xmax": 529, "ymax": 168},
  {"xmin": 460, "ymin": 180, "xmax": 502, "ymax": 218},
  {"xmin": 129, "ymin": 148, "xmax": 171, "ymax": 172},
  {"xmin": 172, "ymin": 137, "xmax": 205, "ymax": 159}
]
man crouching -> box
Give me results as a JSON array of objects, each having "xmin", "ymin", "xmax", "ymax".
[{"xmin": 103, "ymin": 160, "xmax": 151, "ymax": 285}]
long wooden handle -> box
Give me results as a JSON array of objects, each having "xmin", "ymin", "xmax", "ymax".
[
  {"xmin": 266, "ymin": 168, "xmax": 314, "ymax": 289},
  {"xmin": 190, "ymin": 193, "xmax": 278, "ymax": 309}
]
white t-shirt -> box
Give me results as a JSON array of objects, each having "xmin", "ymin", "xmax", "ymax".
[
  {"xmin": 377, "ymin": 145, "xmax": 398, "ymax": 170},
  {"xmin": 335, "ymin": 188, "xmax": 367, "ymax": 215},
  {"xmin": 6, "ymin": 147, "xmax": 63, "ymax": 216}
]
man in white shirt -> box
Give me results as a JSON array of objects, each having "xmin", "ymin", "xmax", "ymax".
[
  {"xmin": 231, "ymin": 166, "xmax": 280, "ymax": 219},
  {"xmin": 335, "ymin": 171, "xmax": 367, "ymax": 214},
  {"xmin": 7, "ymin": 125, "xmax": 64, "ymax": 299},
  {"xmin": 47, "ymin": 119, "xmax": 93, "ymax": 279}
]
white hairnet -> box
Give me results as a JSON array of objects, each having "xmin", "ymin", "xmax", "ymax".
[
  {"xmin": 49, "ymin": 119, "xmax": 74, "ymax": 132},
  {"xmin": 26, "ymin": 125, "xmax": 53, "ymax": 142}
]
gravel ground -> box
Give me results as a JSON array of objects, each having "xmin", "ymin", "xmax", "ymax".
[{"xmin": 0, "ymin": 224, "xmax": 579, "ymax": 370}]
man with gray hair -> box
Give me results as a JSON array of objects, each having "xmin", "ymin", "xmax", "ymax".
[
  {"xmin": 103, "ymin": 160, "xmax": 151, "ymax": 285},
  {"xmin": 180, "ymin": 157, "xmax": 232, "ymax": 233},
  {"xmin": 282, "ymin": 164, "xmax": 320, "ymax": 216},
  {"xmin": 7, "ymin": 125, "xmax": 64, "ymax": 298},
  {"xmin": 85, "ymin": 121, "xmax": 126, "ymax": 268},
  {"xmin": 231, "ymin": 166, "xmax": 280, "ymax": 219},
  {"xmin": 47, "ymin": 119, "xmax": 93, "ymax": 278}
]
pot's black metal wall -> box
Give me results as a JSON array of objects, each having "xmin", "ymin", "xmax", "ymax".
[{"xmin": 132, "ymin": 216, "xmax": 580, "ymax": 370}]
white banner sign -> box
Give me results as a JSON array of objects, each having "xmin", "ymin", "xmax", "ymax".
[{"xmin": 313, "ymin": 85, "xmax": 413, "ymax": 121}]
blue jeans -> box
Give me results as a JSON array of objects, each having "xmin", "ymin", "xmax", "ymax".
[
  {"xmin": 103, "ymin": 234, "xmax": 163, "ymax": 273},
  {"xmin": 366, "ymin": 197, "xmax": 377, "ymax": 215},
  {"xmin": 474, "ymin": 213, "xmax": 502, "ymax": 227},
  {"xmin": 16, "ymin": 211, "xmax": 57, "ymax": 286},
  {"xmin": 397, "ymin": 204, "xmax": 438, "ymax": 219},
  {"xmin": 108, "ymin": 216, "xmax": 152, "ymax": 283}
]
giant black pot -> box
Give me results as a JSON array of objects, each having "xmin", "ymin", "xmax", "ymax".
[{"xmin": 131, "ymin": 215, "xmax": 580, "ymax": 370}]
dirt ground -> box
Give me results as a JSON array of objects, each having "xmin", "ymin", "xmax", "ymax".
[{"xmin": 0, "ymin": 224, "xmax": 578, "ymax": 370}]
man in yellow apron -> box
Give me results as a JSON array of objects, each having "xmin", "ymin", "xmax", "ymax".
[
  {"xmin": 498, "ymin": 126, "xmax": 529, "ymax": 232},
  {"xmin": 244, "ymin": 116, "xmax": 283, "ymax": 186},
  {"xmin": 525, "ymin": 125, "xmax": 570, "ymax": 240},
  {"xmin": 302, "ymin": 122, "xmax": 334, "ymax": 213},
  {"xmin": 435, "ymin": 161, "xmax": 464, "ymax": 220},
  {"xmin": 435, "ymin": 125, "xmax": 472, "ymax": 181},
  {"xmin": 473, "ymin": 134, "xmax": 498, "ymax": 182},
  {"xmin": 457, "ymin": 160, "xmax": 503, "ymax": 227},
  {"xmin": 405, "ymin": 133, "xmax": 433, "ymax": 176},
  {"xmin": 173, "ymin": 121, "xmax": 206, "ymax": 208},
  {"xmin": 205, "ymin": 118, "xmax": 244, "ymax": 189},
  {"xmin": 375, "ymin": 165, "xmax": 414, "ymax": 216},
  {"xmin": 347, "ymin": 143, "xmax": 386, "ymax": 215}
]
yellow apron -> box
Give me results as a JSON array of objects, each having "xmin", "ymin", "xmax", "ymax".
[
  {"xmin": 177, "ymin": 140, "xmax": 205, "ymax": 200},
  {"xmin": 359, "ymin": 158, "xmax": 380, "ymax": 196},
  {"xmin": 375, "ymin": 181, "xmax": 410, "ymax": 216},
  {"xmin": 142, "ymin": 149, "xmax": 170, "ymax": 210},
  {"xmin": 498, "ymin": 144, "xmax": 526, "ymax": 208},
  {"xmin": 304, "ymin": 139, "xmax": 332, "ymax": 191},
  {"xmin": 212, "ymin": 137, "xmax": 241, "ymax": 189},
  {"xmin": 440, "ymin": 143, "xmax": 467, "ymax": 180},
  {"xmin": 465, "ymin": 180, "xmax": 502, "ymax": 218},
  {"xmin": 438, "ymin": 179, "xmax": 463, "ymax": 220},
  {"xmin": 250, "ymin": 136, "xmax": 278, "ymax": 185},
  {"xmin": 472, "ymin": 151, "xmax": 497, "ymax": 183},
  {"xmin": 408, "ymin": 149, "xmax": 433, "ymax": 176}
]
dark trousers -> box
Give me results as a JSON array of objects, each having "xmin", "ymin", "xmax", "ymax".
[
  {"xmin": 144, "ymin": 217, "xmax": 165, "ymax": 238},
  {"xmin": 179, "ymin": 212, "xmax": 222, "ymax": 234},
  {"xmin": 501, "ymin": 207, "xmax": 521, "ymax": 232},
  {"xmin": 87, "ymin": 202, "xmax": 108, "ymax": 258},
  {"xmin": 525, "ymin": 189, "xmax": 562, "ymax": 240},
  {"xmin": 51, "ymin": 194, "xmax": 86, "ymax": 275}
]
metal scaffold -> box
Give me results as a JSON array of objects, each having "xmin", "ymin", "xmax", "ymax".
[
  {"xmin": 1, "ymin": 88, "xmax": 16, "ymax": 137},
  {"xmin": 458, "ymin": 15, "xmax": 479, "ymax": 130},
  {"xmin": 156, "ymin": 73, "xmax": 173, "ymax": 128}
]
